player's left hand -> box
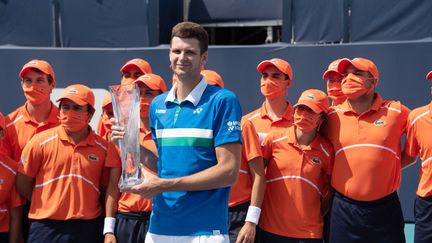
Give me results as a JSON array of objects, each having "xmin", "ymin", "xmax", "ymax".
[{"xmin": 128, "ymin": 170, "xmax": 163, "ymax": 198}]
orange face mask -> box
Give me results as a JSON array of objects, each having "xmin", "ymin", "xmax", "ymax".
[
  {"xmin": 260, "ymin": 77, "xmax": 287, "ymax": 99},
  {"xmin": 327, "ymin": 81, "xmax": 346, "ymax": 105},
  {"xmin": 341, "ymin": 73, "xmax": 373, "ymax": 100},
  {"xmin": 23, "ymin": 84, "xmax": 52, "ymax": 105},
  {"xmin": 60, "ymin": 110, "xmax": 89, "ymax": 132},
  {"xmin": 120, "ymin": 77, "xmax": 135, "ymax": 85},
  {"xmin": 294, "ymin": 109, "xmax": 321, "ymax": 133},
  {"xmin": 139, "ymin": 97, "xmax": 153, "ymax": 118}
]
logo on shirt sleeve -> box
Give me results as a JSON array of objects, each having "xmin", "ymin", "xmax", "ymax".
[
  {"xmin": 227, "ymin": 120, "xmax": 241, "ymax": 131},
  {"xmin": 20, "ymin": 155, "xmax": 27, "ymax": 164}
]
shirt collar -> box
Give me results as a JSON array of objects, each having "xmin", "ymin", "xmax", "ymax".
[
  {"xmin": 58, "ymin": 125, "xmax": 96, "ymax": 146},
  {"xmin": 260, "ymin": 101, "xmax": 293, "ymax": 122},
  {"xmin": 340, "ymin": 93, "xmax": 384, "ymax": 114},
  {"xmin": 165, "ymin": 77, "xmax": 208, "ymax": 106},
  {"xmin": 287, "ymin": 126, "xmax": 320, "ymax": 151},
  {"xmin": 22, "ymin": 102, "xmax": 59, "ymax": 124},
  {"xmin": 286, "ymin": 126, "xmax": 297, "ymax": 145}
]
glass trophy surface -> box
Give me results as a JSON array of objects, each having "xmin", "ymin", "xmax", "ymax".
[{"xmin": 110, "ymin": 83, "xmax": 142, "ymax": 190}]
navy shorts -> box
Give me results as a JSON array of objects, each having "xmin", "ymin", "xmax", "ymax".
[
  {"xmin": 0, "ymin": 233, "xmax": 8, "ymax": 243},
  {"xmin": 329, "ymin": 191, "xmax": 405, "ymax": 243},
  {"xmin": 259, "ymin": 229, "xmax": 323, "ymax": 243},
  {"xmin": 228, "ymin": 201, "xmax": 249, "ymax": 243},
  {"xmin": 115, "ymin": 211, "xmax": 151, "ymax": 243},
  {"xmin": 28, "ymin": 218, "xmax": 103, "ymax": 243},
  {"xmin": 414, "ymin": 195, "xmax": 432, "ymax": 243}
]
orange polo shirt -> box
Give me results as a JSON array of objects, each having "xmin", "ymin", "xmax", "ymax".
[
  {"xmin": 118, "ymin": 129, "xmax": 156, "ymax": 212},
  {"xmin": 260, "ymin": 126, "xmax": 333, "ymax": 238},
  {"xmin": 229, "ymin": 120, "xmax": 262, "ymax": 207},
  {"xmin": 1, "ymin": 102, "xmax": 59, "ymax": 162},
  {"xmin": 0, "ymin": 154, "xmax": 24, "ymax": 232},
  {"xmin": 18, "ymin": 125, "xmax": 121, "ymax": 220},
  {"xmin": 242, "ymin": 102, "xmax": 293, "ymax": 144},
  {"xmin": 405, "ymin": 102, "xmax": 432, "ymax": 197},
  {"xmin": 323, "ymin": 94, "xmax": 409, "ymax": 201}
]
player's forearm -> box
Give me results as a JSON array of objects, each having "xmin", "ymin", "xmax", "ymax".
[
  {"xmin": 161, "ymin": 143, "xmax": 241, "ymax": 192},
  {"xmin": 162, "ymin": 160, "xmax": 238, "ymax": 192}
]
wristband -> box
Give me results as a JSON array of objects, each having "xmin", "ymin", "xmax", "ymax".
[
  {"xmin": 103, "ymin": 217, "xmax": 116, "ymax": 235},
  {"xmin": 245, "ymin": 206, "xmax": 261, "ymax": 225}
]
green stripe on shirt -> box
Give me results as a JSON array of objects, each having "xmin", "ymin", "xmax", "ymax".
[{"xmin": 157, "ymin": 137, "xmax": 214, "ymax": 147}]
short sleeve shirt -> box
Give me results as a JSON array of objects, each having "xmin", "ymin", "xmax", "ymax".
[
  {"xmin": 260, "ymin": 126, "xmax": 333, "ymax": 238},
  {"xmin": 1, "ymin": 103, "xmax": 59, "ymax": 162},
  {"xmin": 242, "ymin": 102, "xmax": 293, "ymax": 144},
  {"xmin": 404, "ymin": 103, "xmax": 432, "ymax": 197},
  {"xmin": 148, "ymin": 78, "xmax": 242, "ymax": 236},
  {"xmin": 18, "ymin": 125, "xmax": 121, "ymax": 220},
  {"xmin": 322, "ymin": 94, "xmax": 409, "ymax": 201},
  {"xmin": 0, "ymin": 154, "xmax": 24, "ymax": 232}
]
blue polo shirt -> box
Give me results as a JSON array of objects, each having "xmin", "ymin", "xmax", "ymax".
[{"xmin": 148, "ymin": 78, "xmax": 242, "ymax": 236}]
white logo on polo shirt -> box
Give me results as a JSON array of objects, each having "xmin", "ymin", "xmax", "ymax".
[
  {"xmin": 193, "ymin": 108, "xmax": 203, "ymax": 114},
  {"xmin": 227, "ymin": 120, "xmax": 241, "ymax": 131},
  {"xmin": 156, "ymin": 109, "xmax": 166, "ymax": 114}
]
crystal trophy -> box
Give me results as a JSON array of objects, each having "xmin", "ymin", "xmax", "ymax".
[{"xmin": 110, "ymin": 83, "xmax": 142, "ymax": 190}]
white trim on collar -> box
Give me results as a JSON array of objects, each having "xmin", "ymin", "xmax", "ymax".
[{"xmin": 165, "ymin": 77, "xmax": 208, "ymax": 106}]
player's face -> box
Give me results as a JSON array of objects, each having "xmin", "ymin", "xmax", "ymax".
[{"xmin": 170, "ymin": 37, "xmax": 207, "ymax": 81}]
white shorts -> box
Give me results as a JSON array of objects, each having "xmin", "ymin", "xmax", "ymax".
[{"xmin": 145, "ymin": 232, "xmax": 230, "ymax": 243}]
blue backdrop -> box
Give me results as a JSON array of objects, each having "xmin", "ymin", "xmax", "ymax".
[{"xmin": 1, "ymin": 41, "xmax": 431, "ymax": 222}]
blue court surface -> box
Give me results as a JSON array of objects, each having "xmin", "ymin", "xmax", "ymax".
[{"xmin": 405, "ymin": 223, "xmax": 414, "ymax": 243}]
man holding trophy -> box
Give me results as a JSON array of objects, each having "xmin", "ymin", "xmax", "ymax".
[{"xmin": 111, "ymin": 21, "xmax": 242, "ymax": 243}]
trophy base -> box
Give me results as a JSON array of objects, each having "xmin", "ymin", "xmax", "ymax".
[{"xmin": 119, "ymin": 177, "xmax": 143, "ymax": 191}]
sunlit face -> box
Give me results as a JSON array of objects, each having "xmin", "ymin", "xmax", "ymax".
[
  {"xmin": 138, "ymin": 83, "xmax": 161, "ymax": 99},
  {"xmin": 122, "ymin": 66, "xmax": 144, "ymax": 81},
  {"xmin": 170, "ymin": 37, "xmax": 207, "ymax": 81},
  {"xmin": 295, "ymin": 104, "xmax": 316, "ymax": 114},
  {"xmin": 60, "ymin": 99, "xmax": 90, "ymax": 113},
  {"xmin": 344, "ymin": 65, "xmax": 375, "ymax": 88},
  {"xmin": 327, "ymin": 71, "xmax": 343, "ymax": 83},
  {"xmin": 262, "ymin": 66, "xmax": 289, "ymax": 83},
  {"xmin": 21, "ymin": 69, "xmax": 53, "ymax": 89}
]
